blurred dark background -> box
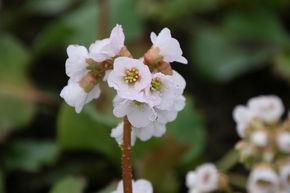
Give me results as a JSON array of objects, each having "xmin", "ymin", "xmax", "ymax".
[{"xmin": 1, "ymin": 0, "xmax": 290, "ymax": 193}]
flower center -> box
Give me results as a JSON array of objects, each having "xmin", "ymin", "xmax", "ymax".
[
  {"xmin": 124, "ymin": 68, "xmax": 140, "ymax": 83},
  {"xmin": 151, "ymin": 77, "xmax": 162, "ymax": 91},
  {"xmin": 257, "ymin": 179, "xmax": 273, "ymax": 188},
  {"xmin": 202, "ymin": 172, "xmax": 210, "ymax": 184}
]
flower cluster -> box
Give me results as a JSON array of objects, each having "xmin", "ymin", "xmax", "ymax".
[
  {"xmin": 186, "ymin": 163, "xmax": 228, "ymax": 193},
  {"xmin": 233, "ymin": 95, "xmax": 290, "ymax": 165},
  {"xmin": 111, "ymin": 179, "xmax": 153, "ymax": 193},
  {"xmin": 60, "ymin": 24, "xmax": 187, "ymax": 144},
  {"xmin": 247, "ymin": 159, "xmax": 290, "ymax": 193}
]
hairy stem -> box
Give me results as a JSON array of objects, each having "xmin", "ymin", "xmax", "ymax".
[{"xmin": 122, "ymin": 116, "xmax": 133, "ymax": 193}]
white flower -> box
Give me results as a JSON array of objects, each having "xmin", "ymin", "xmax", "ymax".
[
  {"xmin": 276, "ymin": 132, "xmax": 290, "ymax": 153},
  {"xmin": 186, "ymin": 171, "xmax": 197, "ymax": 189},
  {"xmin": 248, "ymin": 95, "xmax": 284, "ymax": 123},
  {"xmin": 108, "ymin": 57, "xmax": 151, "ymax": 100},
  {"xmin": 190, "ymin": 163, "xmax": 219, "ymax": 193},
  {"xmin": 247, "ymin": 164, "xmax": 280, "ymax": 193},
  {"xmin": 89, "ymin": 24, "xmax": 125, "ymax": 62},
  {"xmin": 110, "ymin": 122, "xmax": 136, "ymax": 146},
  {"xmin": 111, "ymin": 121, "xmax": 166, "ymax": 144},
  {"xmin": 172, "ymin": 70, "xmax": 186, "ymax": 95},
  {"xmin": 279, "ymin": 162, "xmax": 290, "ymax": 192},
  {"xmin": 112, "ymin": 179, "xmax": 153, "ymax": 193},
  {"xmin": 233, "ymin": 105, "xmax": 254, "ymax": 138},
  {"xmin": 112, "ymin": 96, "xmax": 156, "ymax": 128},
  {"xmin": 251, "ymin": 130, "xmax": 268, "ymax": 147},
  {"xmin": 155, "ymin": 95, "xmax": 185, "ymax": 124},
  {"xmin": 134, "ymin": 121, "xmax": 166, "ymax": 141},
  {"xmin": 145, "ymin": 72, "xmax": 175, "ymax": 109},
  {"xmin": 60, "ymin": 80, "xmax": 101, "ymax": 113},
  {"xmin": 65, "ymin": 45, "xmax": 89, "ymax": 82},
  {"xmin": 150, "ymin": 28, "xmax": 187, "ymax": 64}
]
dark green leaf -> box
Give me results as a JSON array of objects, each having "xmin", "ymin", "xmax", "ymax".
[
  {"xmin": 192, "ymin": 27, "xmax": 269, "ymax": 82},
  {"xmin": 49, "ymin": 176, "xmax": 86, "ymax": 193},
  {"xmin": 25, "ymin": 0, "xmax": 73, "ymax": 16},
  {"xmin": 4, "ymin": 139, "xmax": 60, "ymax": 172},
  {"xmin": 223, "ymin": 10, "xmax": 289, "ymax": 46},
  {"xmin": 167, "ymin": 96, "xmax": 206, "ymax": 164},
  {"xmin": 274, "ymin": 49, "xmax": 290, "ymax": 83},
  {"xmin": 0, "ymin": 34, "xmax": 35, "ymax": 140},
  {"xmin": 57, "ymin": 103, "xmax": 120, "ymax": 161},
  {"xmin": 109, "ymin": 0, "xmax": 143, "ymax": 41}
]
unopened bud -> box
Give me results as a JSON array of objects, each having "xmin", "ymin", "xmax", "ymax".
[
  {"xmin": 79, "ymin": 73, "xmax": 97, "ymax": 92},
  {"xmin": 144, "ymin": 47, "xmax": 163, "ymax": 66},
  {"xmin": 118, "ymin": 46, "xmax": 133, "ymax": 58},
  {"xmin": 218, "ymin": 173, "xmax": 229, "ymax": 190}
]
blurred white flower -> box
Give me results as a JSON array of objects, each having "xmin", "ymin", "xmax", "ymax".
[
  {"xmin": 247, "ymin": 164, "xmax": 279, "ymax": 193},
  {"xmin": 251, "ymin": 130, "xmax": 268, "ymax": 148},
  {"xmin": 108, "ymin": 57, "xmax": 151, "ymax": 100},
  {"xmin": 233, "ymin": 105, "xmax": 254, "ymax": 138},
  {"xmin": 279, "ymin": 161, "xmax": 290, "ymax": 192},
  {"xmin": 186, "ymin": 171, "xmax": 197, "ymax": 189},
  {"xmin": 186, "ymin": 163, "xmax": 219, "ymax": 193},
  {"xmin": 112, "ymin": 179, "xmax": 153, "ymax": 193},
  {"xmin": 248, "ymin": 95, "xmax": 284, "ymax": 123},
  {"xmin": 60, "ymin": 80, "xmax": 100, "ymax": 113},
  {"xmin": 89, "ymin": 24, "xmax": 125, "ymax": 62},
  {"xmin": 150, "ymin": 28, "xmax": 188, "ymax": 64},
  {"xmin": 276, "ymin": 131, "xmax": 290, "ymax": 153}
]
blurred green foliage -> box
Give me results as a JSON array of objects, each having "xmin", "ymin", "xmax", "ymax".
[{"xmin": 1, "ymin": 0, "xmax": 290, "ymax": 192}]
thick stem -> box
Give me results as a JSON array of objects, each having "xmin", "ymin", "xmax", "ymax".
[{"xmin": 122, "ymin": 116, "xmax": 133, "ymax": 193}]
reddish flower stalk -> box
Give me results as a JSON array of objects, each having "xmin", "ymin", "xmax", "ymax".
[{"xmin": 122, "ymin": 116, "xmax": 133, "ymax": 193}]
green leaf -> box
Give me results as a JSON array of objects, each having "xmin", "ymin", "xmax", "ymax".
[
  {"xmin": 97, "ymin": 182, "xmax": 117, "ymax": 193},
  {"xmin": 0, "ymin": 34, "xmax": 35, "ymax": 139},
  {"xmin": 25, "ymin": 0, "xmax": 73, "ymax": 16},
  {"xmin": 32, "ymin": 0, "xmax": 98, "ymax": 58},
  {"xmin": 57, "ymin": 102, "xmax": 120, "ymax": 161},
  {"xmin": 136, "ymin": 136, "xmax": 187, "ymax": 193},
  {"xmin": 0, "ymin": 170, "xmax": 5, "ymax": 193},
  {"xmin": 49, "ymin": 176, "xmax": 86, "ymax": 193},
  {"xmin": 33, "ymin": 0, "xmax": 145, "ymax": 59},
  {"xmin": 3, "ymin": 139, "xmax": 60, "ymax": 172},
  {"xmin": 192, "ymin": 27, "xmax": 269, "ymax": 82},
  {"xmin": 109, "ymin": 0, "xmax": 143, "ymax": 41},
  {"xmin": 167, "ymin": 96, "xmax": 206, "ymax": 164},
  {"xmin": 274, "ymin": 49, "xmax": 290, "ymax": 83},
  {"xmin": 223, "ymin": 10, "xmax": 289, "ymax": 46}
]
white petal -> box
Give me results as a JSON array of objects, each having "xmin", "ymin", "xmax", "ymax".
[
  {"xmin": 109, "ymin": 24, "xmax": 125, "ymax": 55},
  {"xmin": 127, "ymin": 102, "xmax": 156, "ymax": 128},
  {"xmin": 113, "ymin": 99, "xmax": 130, "ymax": 118},
  {"xmin": 60, "ymin": 81, "xmax": 87, "ymax": 113},
  {"xmin": 65, "ymin": 45, "xmax": 89, "ymax": 81},
  {"xmin": 276, "ymin": 132, "xmax": 290, "ymax": 153},
  {"xmin": 85, "ymin": 84, "xmax": 101, "ymax": 103},
  {"xmin": 248, "ymin": 95, "xmax": 284, "ymax": 123},
  {"xmin": 195, "ymin": 163, "xmax": 219, "ymax": 192},
  {"xmin": 151, "ymin": 28, "xmax": 187, "ymax": 64},
  {"xmin": 134, "ymin": 179, "xmax": 153, "ymax": 193},
  {"xmin": 111, "ymin": 122, "xmax": 136, "ymax": 146},
  {"xmin": 250, "ymin": 130, "xmax": 268, "ymax": 147},
  {"xmin": 186, "ymin": 171, "xmax": 197, "ymax": 189}
]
